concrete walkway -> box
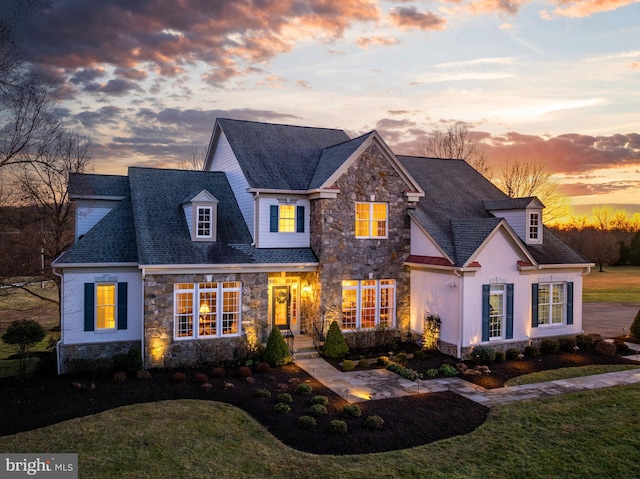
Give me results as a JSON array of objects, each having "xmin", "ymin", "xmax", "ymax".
[{"xmin": 295, "ymin": 348, "xmax": 640, "ymax": 407}]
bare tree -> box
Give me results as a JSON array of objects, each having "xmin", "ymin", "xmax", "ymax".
[
  {"xmin": 421, "ymin": 125, "xmax": 492, "ymax": 178},
  {"xmin": 176, "ymin": 147, "xmax": 206, "ymax": 170},
  {"xmin": 495, "ymin": 157, "xmax": 568, "ymax": 224}
]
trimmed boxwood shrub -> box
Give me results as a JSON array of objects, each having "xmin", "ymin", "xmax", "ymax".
[
  {"xmin": 413, "ymin": 350, "xmax": 426, "ymax": 360},
  {"xmin": 328, "ymin": 419, "xmax": 348, "ymax": 434},
  {"xmin": 357, "ymin": 358, "xmax": 370, "ymax": 369},
  {"xmin": 211, "ymin": 367, "xmax": 225, "ymax": 378},
  {"xmin": 126, "ymin": 347, "xmax": 143, "ymax": 372},
  {"xmin": 297, "ymin": 415, "xmax": 317, "ymax": 428},
  {"xmin": 494, "ymin": 350, "xmax": 506, "ymax": 363},
  {"xmin": 295, "ymin": 383, "xmax": 313, "ymax": 395},
  {"xmin": 255, "ymin": 388, "xmax": 271, "ymax": 398},
  {"xmin": 524, "ymin": 345, "xmax": 540, "ymax": 358},
  {"xmin": 540, "ymin": 338, "xmax": 560, "ymax": 354},
  {"xmin": 264, "ymin": 327, "xmax": 292, "ymax": 367},
  {"xmin": 395, "ymin": 352, "xmax": 408, "ymax": 364},
  {"xmin": 558, "ymin": 336, "xmax": 577, "ymax": 352},
  {"xmin": 506, "ymin": 348, "xmax": 522, "ymax": 361},
  {"xmin": 377, "ymin": 356, "xmax": 390, "ymax": 366},
  {"xmin": 342, "ymin": 404, "xmax": 362, "ymax": 418},
  {"xmin": 255, "ymin": 362, "xmax": 272, "ymax": 374},
  {"xmin": 576, "ymin": 334, "xmax": 595, "ymax": 350},
  {"xmin": 273, "ymin": 402, "xmax": 291, "ymax": 414},
  {"xmin": 425, "ymin": 368, "xmax": 438, "ymax": 378},
  {"xmin": 342, "ymin": 360, "xmax": 355, "ymax": 371},
  {"xmin": 323, "ymin": 321, "xmax": 349, "ymax": 358},
  {"xmin": 595, "ymin": 340, "xmax": 617, "ymax": 356},
  {"xmin": 363, "ymin": 415, "xmax": 385, "ymax": 430},
  {"xmin": 471, "ymin": 345, "xmax": 496, "ymax": 363},
  {"xmin": 311, "ymin": 395, "xmax": 329, "ymax": 406},
  {"xmin": 438, "ymin": 364, "xmax": 458, "ymax": 377},
  {"xmin": 308, "ymin": 404, "xmax": 328, "ymax": 417},
  {"xmin": 276, "ymin": 393, "xmax": 293, "ymax": 404},
  {"xmin": 194, "ymin": 373, "xmax": 209, "ymax": 384},
  {"xmin": 238, "ymin": 366, "xmax": 252, "ymax": 378}
]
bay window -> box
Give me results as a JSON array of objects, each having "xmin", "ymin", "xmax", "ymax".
[{"xmin": 341, "ymin": 279, "xmax": 395, "ymax": 330}]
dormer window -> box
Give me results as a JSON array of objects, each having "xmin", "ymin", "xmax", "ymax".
[
  {"xmin": 269, "ymin": 203, "xmax": 305, "ymax": 233},
  {"xmin": 529, "ymin": 213, "xmax": 539, "ymax": 240},
  {"xmin": 183, "ymin": 190, "xmax": 219, "ymax": 242}
]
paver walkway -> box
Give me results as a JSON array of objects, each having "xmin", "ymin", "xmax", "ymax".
[{"xmin": 295, "ymin": 348, "xmax": 640, "ymax": 407}]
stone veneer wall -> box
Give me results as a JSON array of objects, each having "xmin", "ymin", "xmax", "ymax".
[
  {"xmin": 58, "ymin": 340, "xmax": 141, "ymax": 374},
  {"xmin": 144, "ymin": 272, "xmax": 268, "ymax": 368},
  {"xmin": 310, "ymin": 143, "xmax": 412, "ymax": 335}
]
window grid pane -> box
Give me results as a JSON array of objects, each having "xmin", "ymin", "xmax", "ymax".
[
  {"xmin": 379, "ymin": 281, "xmax": 395, "ymax": 327},
  {"xmin": 538, "ymin": 283, "xmax": 564, "ymax": 326},
  {"xmin": 222, "ymin": 290, "xmax": 239, "ymax": 335},
  {"xmin": 530, "ymin": 213, "xmax": 539, "ymax": 239},
  {"xmin": 355, "ymin": 203, "xmax": 370, "ymax": 237},
  {"xmin": 197, "ymin": 207, "xmax": 212, "ymax": 237},
  {"xmin": 372, "ymin": 203, "xmax": 387, "ymax": 238},
  {"xmin": 341, "ymin": 279, "xmax": 396, "ymax": 330},
  {"xmin": 489, "ymin": 286, "xmax": 504, "ymax": 339},
  {"xmin": 341, "ymin": 287, "xmax": 357, "ymax": 330},
  {"xmin": 96, "ymin": 283, "xmax": 116, "ymax": 329},
  {"xmin": 175, "ymin": 290, "xmax": 194, "ymax": 338},
  {"xmin": 198, "ymin": 288, "xmax": 217, "ymax": 337},
  {"xmin": 279, "ymin": 205, "xmax": 295, "ymax": 233},
  {"xmin": 360, "ymin": 285, "xmax": 376, "ymax": 329}
]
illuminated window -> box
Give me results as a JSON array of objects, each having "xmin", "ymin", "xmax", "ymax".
[
  {"xmin": 340, "ymin": 279, "xmax": 396, "ymax": 330},
  {"xmin": 96, "ymin": 283, "xmax": 116, "ymax": 330},
  {"xmin": 270, "ymin": 204, "xmax": 305, "ymax": 233},
  {"xmin": 279, "ymin": 205, "xmax": 295, "ymax": 233},
  {"xmin": 489, "ymin": 284, "xmax": 505, "ymax": 339},
  {"xmin": 355, "ymin": 202, "xmax": 387, "ymax": 238},
  {"xmin": 174, "ymin": 282, "xmax": 242, "ymax": 339},
  {"xmin": 538, "ymin": 283, "xmax": 565, "ymax": 326},
  {"xmin": 197, "ymin": 206, "xmax": 213, "ymax": 238}
]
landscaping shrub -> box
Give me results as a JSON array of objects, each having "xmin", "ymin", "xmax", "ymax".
[
  {"xmin": 524, "ymin": 345, "xmax": 540, "ymax": 358},
  {"xmin": 328, "ymin": 420, "xmax": 348, "ymax": 434},
  {"xmin": 540, "ymin": 338, "xmax": 560, "ymax": 354},
  {"xmin": 255, "ymin": 362, "xmax": 272, "ymax": 374},
  {"xmin": 425, "ymin": 368, "xmax": 438, "ymax": 378},
  {"xmin": 595, "ymin": 341, "xmax": 617, "ymax": 357},
  {"xmin": 377, "ymin": 356, "xmax": 390, "ymax": 366},
  {"xmin": 112, "ymin": 354, "xmax": 129, "ymax": 372},
  {"xmin": 396, "ymin": 352, "xmax": 408, "ymax": 364},
  {"xmin": 494, "ymin": 350, "xmax": 506, "ymax": 363},
  {"xmin": 614, "ymin": 339, "xmax": 631, "ymax": 354},
  {"xmin": 238, "ymin": 366, "xmax": 252, "ymax": 378},
  {"xmin": 342, "ymin": 404, "xmax": 362, "ymax": 418},
  {"xmin": 127, "ymin": 347, "xmax": 143, "ymax": 372},
  {"xmin": 263, "ymin": 327, "xmax": 292, "ymax": 367},
  {"xmin": 112, "ymin": 371, "xmax": 127, "ymax": 382},
  {"xmin": 558, "ymin": 336, "xmax": 577, "ymax": 352},
  {"xmin": 311, "ymin": 395, "xmax": 329, "ymax": 406},
  {"xmin": 297, "ymin": 415, "xmax": 317, "ymax": 428},
  {"xmin": 308, "ymin": 404, "xmax": 328, "ymax": 417},
  {"xmin": 363, "ymin": 415, "xmax": 385, "ymax": 430},
  {"xmin": 170, "ymin": 372, "xmax": 187, "ymax": 383},
  {"xmin": 576, "ymin": 334, "xmax": 595, "ymax": 350},
  {"xmin": 276, "ymin": 393, "xmax": 293, "ymax": 404},
  {"xmin": 323, "ymin": 321, "xmax": 349, "ymax": 358},
  {"xmin": 341, "ymin": 360, "xmax": 355, "ymax": 371},
  {"xmin": 357, "ymin": 358, "xmax": 370, "ymax": 369},
  {"xmin": 295, "ymin": 383, "xmax": 313, "ymax": 395},
  {"xmin": 438, "ymin": 364, "xmax": 458, "ymax": 377},
  {"xmin": 136, "ymin": 370, "xmax": 152, "ymax": 380},
  {"xmin": 630, "ymin": 308, "xmax": 640, "ymax": 340},
  {"xmin": 386, "ymin": 362, "xmax": 423, "ymax": 380},
  {"xmin": 506, "ymin": 348, "xmax": 522, "ymax": 361},
  {"xmin": 255, "ymin": 388, "xmax": 271, "ymax": 398},
  {"xmin": 211, "ymin": 367, "xmax": 225, "ymax": 378},
  {"xmin": 471, "ymin": 345, "xmax": 496, "ymax": 363},
  {"xmin": 273, "ymin": 403, "xmax": 291, "ymax": 414},
  {"xmin": 194, "ymin": 373, "xmax": 209, "ymax": 384},
  {"xmin": 413, "ymin": 350, "xmax": 426, "ymax": 360}
]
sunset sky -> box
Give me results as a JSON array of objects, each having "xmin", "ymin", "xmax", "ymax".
[{"xmin": 8, "ymin": 0, "xmax": 640, "ymax": 214}]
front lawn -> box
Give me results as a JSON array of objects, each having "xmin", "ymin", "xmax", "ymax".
[{"xmin": 583, "ymin": 265, "xmax": 640, "ymax": 302}]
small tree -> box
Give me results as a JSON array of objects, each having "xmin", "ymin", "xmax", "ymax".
[
  {"xmin": 263, "ymin": 327, "xmax": 291, "ymax": 367},
  {"xmin": 322, "ymin": 321, "xmax": 349, "ymax": 358},
  {"xmin": 1, "ymin": 319, "xmax": 45, "ymax": 379},
  {"xmin": 630, "ymin": 309, "xmax": 640, "ymax": 341}
]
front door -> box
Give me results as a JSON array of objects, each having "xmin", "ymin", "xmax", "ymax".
[{"xmin": 272, "ymin": 285, "xmax": 291, "ymax": 331}]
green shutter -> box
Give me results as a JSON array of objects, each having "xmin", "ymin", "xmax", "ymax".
[
  {"xmin": 296, "ymin": 205, "xmax": 305, "ymax": 233},
  {"xmin": 531, "ymin": 283, "xmax": 539, "ymax": 328},
  {"xmin": 84, "ymin": 283, "xmax": 95, "ymax": 331},
  {"xmin": 270, "ymin": 205, "xmax": 278, "ymax": 232},
  {"xmin": 506, "ymin": 284, "xmax": 514, "ymax": 339},
  {"xmin": 117, "ymin": 282, "xmax": 128, "ymax": 330},
  {"xmin": 481, "ymin": 284, "xmax": 490, "ymax": 342},
  {"xmin": 566, "ymin": 282, "xmax": 574, "ymax": 325}
]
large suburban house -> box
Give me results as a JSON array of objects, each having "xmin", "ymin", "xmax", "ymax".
[{"xmin": 52, "ymin": 118, "xmax": 593, "ymax": 373}]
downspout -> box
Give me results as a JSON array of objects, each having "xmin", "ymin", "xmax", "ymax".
[
  {"xmin": 52, "ymin": 265, "xmax": 64, "ymax": 375},
  {"xmin": 454, "ymin": 269, "xmax": 463, "ymax": 359},
  {"xmin": 251, "ymin": 192, "xmax": 259, "ymax": 246},
  {"xmin": 140, "ymin": 267, "xmax": 146, "ymax": 369}
]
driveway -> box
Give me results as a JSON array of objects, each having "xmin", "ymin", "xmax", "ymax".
[{"xmin": 582, "ymin": 302, "xmax": 640, "ymax": 338}]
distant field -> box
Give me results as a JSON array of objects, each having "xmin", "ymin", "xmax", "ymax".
[{"xmin": 583, "ymin": 265, "xmax": 640, "ymax": 302}]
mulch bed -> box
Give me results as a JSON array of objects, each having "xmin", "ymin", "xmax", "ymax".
[{"xmin": 0, "ymin": 349, "xmax": 635, "ymax": 455}]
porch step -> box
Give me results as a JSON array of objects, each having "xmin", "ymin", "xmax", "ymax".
[{"xmin": 293, "ymin": 347, "xmax": 320, "ymax": 360}]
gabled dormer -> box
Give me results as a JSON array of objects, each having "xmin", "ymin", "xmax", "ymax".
[
  {"xmin": 182, "ymin": 190, "xmax": 219, "ymax": 242},
  {"xmin": 484, "ymin": 197, "xmax": 545, "ymax": 245}
]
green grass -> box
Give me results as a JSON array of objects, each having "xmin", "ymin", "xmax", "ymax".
[
  {"xmin": 505, "ymin": 364, "xmax": 640, "ymax": 386},
  {"xmin": 583, "ymin": 265, "xmax": 640, "ymax": 302},
  {"xmin": 1, "ymin": 385, "xmax": 640, "ymax": 479}
]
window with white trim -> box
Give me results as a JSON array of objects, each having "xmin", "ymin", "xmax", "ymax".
[
  {"xmin": 341, "ymin": 279, "xmax": 395, "ymax": 330},
  {"xmin": 174, "ymin": 282, "xmax": 242, "ymax": 339},
  {"xmin": 96, "ymin": 283, "xmax": 116, "ymax": 330},
  {"xmin": 279, "ymin": 205, "xmax": 295, "ymax": 233},
  {"xmin": 197, "ymin": 206, "xmax": 213, "ymax": 239},
  {"xmin": 489, "ymin": 284, "xmax": 505, "ymax": 339},
  {"xmin": 529, "ymin": 213, "xmax": 539, "ymax": 240},
  {"xmin": 355, "ymin": 202, "xmax": 388, "ymax": 238},
  {"xmin": 538, "ymin": 283, "xmax": 565, "ymax": 326}
]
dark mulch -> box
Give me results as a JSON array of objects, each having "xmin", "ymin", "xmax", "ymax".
[{"xmin": 1, "ymin": 349, "xmax": 634, "ymax": 455}]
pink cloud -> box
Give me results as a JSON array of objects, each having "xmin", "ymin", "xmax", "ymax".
[{"xmin": 389, "ymin": 6, "xmax": 447, "ymax": 30}]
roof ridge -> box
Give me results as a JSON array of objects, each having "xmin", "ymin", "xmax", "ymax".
[{"xmin": 217, "ymin": 117, "xmax": 345, "ymax": 133}]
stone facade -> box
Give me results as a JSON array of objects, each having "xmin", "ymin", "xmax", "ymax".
[
  {"xmin": 310, "ymin": 143, "xmax": 413, "ymax": 335},
  {"xmin": 59, "ymin": 340, "xmax": 141, "ymax": 374},
  {"xmin": 144, "ymin": 271, "xmax": 268, "ymax": 368}
]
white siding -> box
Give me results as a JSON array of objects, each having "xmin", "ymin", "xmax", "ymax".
[
  {"xmin": 256, "ymin": 195, "xmax": 311, "ymax": 248},
  {"xmin": 491, "ymin": 210, "xmax": 525, "ymax": 240},
  {"xmin": 183, "ymin": 204, "xmax": 193, "ymax": 238},
  {"xmin": 410, "ymin": 220, "xmax": 445, "ymax": 257},
  {"xmin": 75, "ymin": 200, "xmax": 121, "ymax": 240},
  {"xmin": 209, "ymin": 131, "xmax": 254, "ymax": 239},
  {"xmin": 60, "ymin": 267, "xmax": 142, "ymax": 345}
]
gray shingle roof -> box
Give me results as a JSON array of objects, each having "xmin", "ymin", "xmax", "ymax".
[
  {"xmin": 484, "ymin": 197, "xmax": 542, "ymax": 210},
  {"xmin": 217, "ymin": 118, "xmax": 350, "ymax": 190},
  {"xmin": 69, "ymin": 173, "xmax": 129, "ymax": 198},
  {"xmin": 398, "ymin": 156, "xmax": 588, "ymax": 266},
  {"xmin": 309, "ymin": 133, "xmax": 371, "ymax": 189}
]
